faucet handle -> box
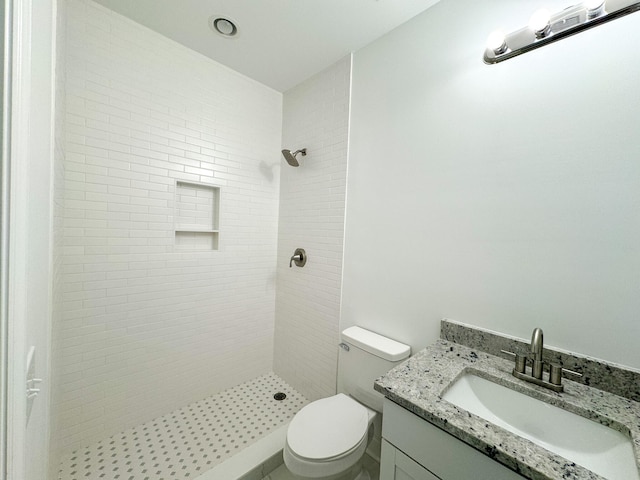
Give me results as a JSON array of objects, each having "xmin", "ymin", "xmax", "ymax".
[
  {"xmin": 561, "ymin": 367, "xmax": 583, "ymax": 378},
  {"xmin": 549, "ymin": 364, "xmax": 583, "ymax": 384},
  {"xmin": 289, "ymin": 248, "xmax": 307, "ymax": 268},
  {"xmin": 514, "ymin": 354, "xmax": 527, "ymax": 374},
  {"xmin": 549, "ymin": 364, "xmax": 563, "ymax": 386},
  {"xmin": 500, "ymin": 350, "xmax": 528, "ymax": 374}
]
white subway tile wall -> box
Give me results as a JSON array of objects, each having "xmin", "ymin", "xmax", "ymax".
[
  {"xmin": 174, "ymin": 182, "xmax": 220, "ymax": 231},
  {"xmin": 174, "ymin": 181, "xmax": 220, "ymax": 250},
  {"xmin": 273, "ymin": 56, "xmax": 351, "ymax": 401},
  {"xmin": 52, "ymin": 0, "xmax": 283, "ymax": 460}
]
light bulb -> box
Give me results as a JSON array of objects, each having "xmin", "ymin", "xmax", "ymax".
[
  {"xmin": 529, "ymin": 9, "xmax": 552, "ymax": 38},
  {"xmin": 584, "ymin": 0, "xmax": 606, "ymax": 18},
  {"xmin": 487, "ymin": 30, "xmax": 508, "ymax": 55}
]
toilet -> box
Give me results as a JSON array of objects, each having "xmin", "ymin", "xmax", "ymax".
[{"xmin": 284, "ymin": 326, "xmax": 411, "ymax": 480}]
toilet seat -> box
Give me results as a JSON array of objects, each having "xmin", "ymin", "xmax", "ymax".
[
  {"xmin": 287, "ymin": 393, "xmax": 369, "ymax": 461},
  {"xmin": 283, "ymin": 327, "xmax": 410, "ymax": 479}
]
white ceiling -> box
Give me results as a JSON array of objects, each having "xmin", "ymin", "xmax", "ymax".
[{"xmin": 91, "ymin": 0, "xmax": 441, "ymax": 92}]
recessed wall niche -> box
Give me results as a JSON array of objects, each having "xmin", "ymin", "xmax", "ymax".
[{"xmin": 174, "ymin": 181, "xmax": 220, "ymax": 251}]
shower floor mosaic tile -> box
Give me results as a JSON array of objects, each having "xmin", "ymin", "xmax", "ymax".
[{"xmin": 57, "ymin": 373, "xmax": 308, "ymax": 480}]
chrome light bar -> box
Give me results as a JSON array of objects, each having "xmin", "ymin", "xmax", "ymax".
[{"xmin": 484, "ymin": 0, "xmax": 640, "ymax": 64}]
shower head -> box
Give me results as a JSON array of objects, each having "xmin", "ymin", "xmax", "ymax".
[{"xmin": 281, "ymin": 148, "xmax": 307, "ymax": 167}]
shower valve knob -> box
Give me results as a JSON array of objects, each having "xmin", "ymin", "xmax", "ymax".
[{"xmin": 289, "ymin": 248, "xmax": 307, "ymax": 268}]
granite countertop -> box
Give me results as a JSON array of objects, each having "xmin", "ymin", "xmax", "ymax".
[{"xmin": 374, "ymin": 339, "xmax": 640, "ymax": 480}]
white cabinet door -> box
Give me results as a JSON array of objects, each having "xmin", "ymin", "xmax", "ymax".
[
  {"xmin": 382, "ymin": 399, "xmax": 526, "ymax": 480},
  {"xmin": 381, "ymin": 439, "xmax": 441, "ymax": 480}
]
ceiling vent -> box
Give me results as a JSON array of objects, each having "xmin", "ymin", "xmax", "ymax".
[{"xmin": 209, "ymin": 16, "xmax": 238, "ymax": 38}]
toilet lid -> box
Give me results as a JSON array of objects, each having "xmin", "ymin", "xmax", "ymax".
[{"xmin": 287, "ymin": 393, "xmax": 369, "ymax": 460}]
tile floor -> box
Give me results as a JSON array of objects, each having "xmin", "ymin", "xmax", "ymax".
[
  {"xmin": 262, "ymin": 454, "xmax": 380, "ymax": 480},
  {"xmin": 57, "ymin": 372, "xmax": 308, "ymax": 480}
]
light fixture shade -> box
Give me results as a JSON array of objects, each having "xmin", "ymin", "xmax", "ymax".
[
  {"xmin": 529, "ymin": 9, "xmax": 552, "ymax": 38},
  {"xmin": 584, "ymin": 0, "xmax": 605, "ymax": 9},
  {"xmin": 584, "ymin": 0, "xmax": 606, "ymax": 17},
  {"xmin": 486, "ymin": 30, "xmax": 508, "ymax": 54}
]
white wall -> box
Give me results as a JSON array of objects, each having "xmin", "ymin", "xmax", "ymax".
[
  {"xmin": 343, "ymin": 0, "xmax": 640, "ymax": 369},
  {"xmin": 7, "ymin": 0, "xmax": 56, "ymax": 478},
  {"xmin": 51, "ymin": 0, "xmax": 282, "ymax": 459},
  {"xmin": 274, "ymin": 56, "xmax": 351, "ymax": 401}
]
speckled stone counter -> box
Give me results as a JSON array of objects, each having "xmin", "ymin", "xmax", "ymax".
[
  {"xmin": 440, "ymin": 319, "xmax": 640, "ymax": 402},
  {"xmin": 375, "ymin": 339, "xmax": 640, "ymax": 480}
]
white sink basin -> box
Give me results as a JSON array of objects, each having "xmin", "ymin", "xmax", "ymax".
[{"xmin": 442, "ymin": 373, "xmax": 639, "ymax": 480}]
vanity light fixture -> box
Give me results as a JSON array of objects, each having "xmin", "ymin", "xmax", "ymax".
[
  {"xmin": 487, "ymin": 30, "xmax": 508, "ymax": 55},
  {"xmin": 484, "ymin": 0, "xmax": 640, "ymax": 64},
  {"xmin": 585, "ymin": 0, "xmax": 607, "ymax": 17},
  {"xmin": 529, "ymin": 9, "xmax": 552, "ymax": 38}
]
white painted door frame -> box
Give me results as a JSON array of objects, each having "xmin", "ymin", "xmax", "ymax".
[
  {"xmin": 0, "ymin": 0, "xmax": 13, "ymax": 477},
  {"xmin": 4, "ymin": 0, "xmax": 30, "ymax": 476},
  {"xmin": 3, "ymin": 0, "xmax": 55, "ymax": 478}
]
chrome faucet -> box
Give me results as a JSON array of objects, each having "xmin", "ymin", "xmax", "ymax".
[
  {"xmin": 530, "ymin": 327, "xmax": 543, "ymax": 359},
  {"xmin": 530, "ymin": 328, "xmax": 544, "ymax": 379},
  {"xmin": 501, "ymin": 327, "xmax": 581, "ymax": 393}
]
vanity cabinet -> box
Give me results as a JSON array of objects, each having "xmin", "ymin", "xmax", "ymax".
[
  {"xmin": 380, "ymin": 399, "xmax": 526, "ymax": 480},
  {"xmin": 381, "ymin": 439, "xmax": 439, "ymax": 480}
]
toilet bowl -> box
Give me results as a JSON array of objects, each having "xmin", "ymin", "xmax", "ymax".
[
  {"xmin": 283, "ymin": 326, "xmax": 411, "ymax": 480},
  {"xmin": 284, "ymin": 393, "xmax": 376, "ymax": 479}
]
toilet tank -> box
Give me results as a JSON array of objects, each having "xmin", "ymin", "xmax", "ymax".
[{"xmin": 337, "ymin": 326, "xmax": 411, "ymax": 412}]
